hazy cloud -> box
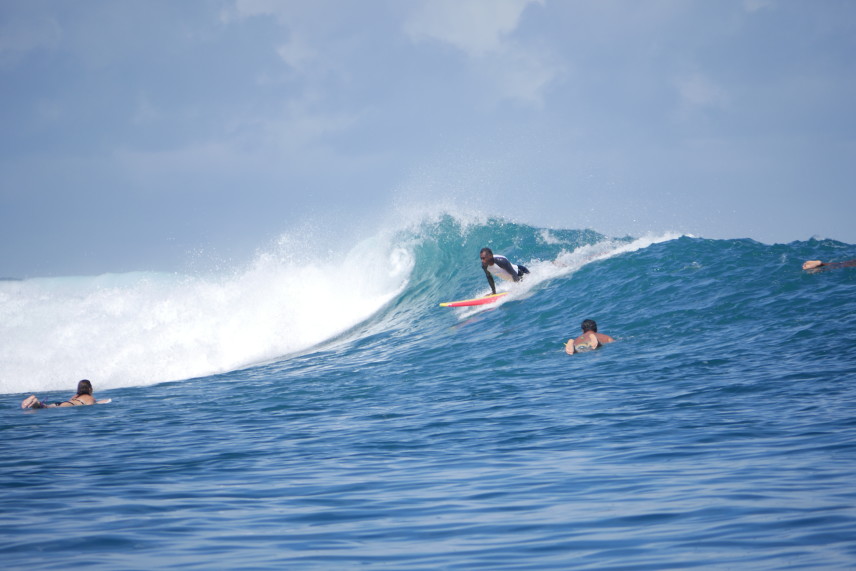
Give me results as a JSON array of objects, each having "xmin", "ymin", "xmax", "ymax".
[
  {"xmin": 2, "ymin": 1, "xmax": 855, "ymax": 277},
  {"xmin": 131, "ymin": 93, "xmax": 160, "ymax": 126},
  {"xmin": 0, "ymin": 9, "xmax": 61, "ymax": 67}
]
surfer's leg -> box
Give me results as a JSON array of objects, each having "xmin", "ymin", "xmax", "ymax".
[{"xmin": 21, "ymin": 395, "xmax": 40, "ymax": 409}]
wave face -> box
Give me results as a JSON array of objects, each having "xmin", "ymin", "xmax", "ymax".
[
  {"xmin": 0, "ymin": 213, "xmax": 676, "ymax": 393},
  {"xmin": 3, "ymin": 212, "xmax": 856, "ymax": 568}
]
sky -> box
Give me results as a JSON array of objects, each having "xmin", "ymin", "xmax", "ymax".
[{"xmin": 1, "ymin": 0, "xmax": 854, "ymax": 277}]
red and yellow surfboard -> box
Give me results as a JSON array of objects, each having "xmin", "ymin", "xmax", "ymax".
[{"xmin": 439, "ymin": 292, "xmax": 508, "ymax": 308}]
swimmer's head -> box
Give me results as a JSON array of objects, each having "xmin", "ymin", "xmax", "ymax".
[
  {"xmin": 77, "ymin": 379, "xmax": 93, "ymax": 395},
  {"xmin": 581, "ymin": 319, "xmax": 597, "ymax": 333}
]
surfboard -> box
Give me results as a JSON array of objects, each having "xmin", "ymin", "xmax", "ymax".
[{"xmin": 439, "ymin": 292, "xmax": 508, "ymax": 307}]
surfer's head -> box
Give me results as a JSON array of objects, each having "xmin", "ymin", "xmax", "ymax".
[
  {"xmin": 581, "ymin": 319, "xmax": 597, "ymax": 333},
  {"xmin": 480, "ymin": 248, "xmax": 494, "ymax": 266},
  {"xmin": 77, "ymin": 379, "xmax": 93, "ymax": 396}
]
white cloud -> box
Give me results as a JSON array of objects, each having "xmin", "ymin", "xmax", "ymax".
[
  {"xmin": 227, "ymin": 0, "xmax": 295, "ymax": 22},
  {"xmin": 743, "ymin": 0, "xmax": 774, "ymax": 13},
  {"xmin": 404, "ymin": 0, "xmax": 541, "ymax": 58},
  {"xmin": 404, "ymin": 0, "xmax": 558, "ymax": 104},
  {"xmin": 276, "ymin": 33, "xmax": 316, "ymax": 72},
  {"xmin": 482, "ymin": 44, "xmax": 562, "ymax": 105},
  {"xmin": 675, "ymin": 72, "xmax": 729, "ymax": 110},
  {"xmin": 225, "ymin": 1, "xmax": 324, "ymax": 75}
]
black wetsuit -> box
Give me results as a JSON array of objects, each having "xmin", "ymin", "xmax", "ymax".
[{"xmin": 482, "ymin": 255, "xmax": 529, "ymax": 294}]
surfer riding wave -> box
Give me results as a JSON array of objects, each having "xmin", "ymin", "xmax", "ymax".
[{"xmin": 480, "ymin": 248, "xmax": 529, "ymax": 295}]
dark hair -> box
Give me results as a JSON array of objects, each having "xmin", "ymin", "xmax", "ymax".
[
  {"xmin": 581, "ymin": 319, "xmax": 597, "ymax": 333},
  {"xmin": 77, "ymin": 379, "xmax": 93, "ymax": 396},
  {"xmin": 480, "ymin": 247, "xmax": 493, "ymax": 256}
]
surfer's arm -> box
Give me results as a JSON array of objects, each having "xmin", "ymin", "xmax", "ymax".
[{"xmin": 483, "ymin": 266, "xmax": 497, "ymax": 294}]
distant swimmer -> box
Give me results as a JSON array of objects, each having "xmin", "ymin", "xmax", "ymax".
[
  {"xmin": 480, "ymin": 247, "xmax": 530, "ymax": 295},
  {"xmin": 802, "ymin": 259, "xmax": 856, "ymax": 271},
  {"xmin": 565, "ymin": 319, "xmax": 615, "ymax": 355},
  {"xmin": 21, "ymin": 379, "xmax": 111, "ymax": 409}
]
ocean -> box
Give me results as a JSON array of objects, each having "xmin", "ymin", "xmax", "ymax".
[{"xmin": 2, "ymin": 213, "xmax": 855, "ymax": 569}]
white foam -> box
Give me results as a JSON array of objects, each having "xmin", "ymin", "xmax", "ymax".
[
  {"xmin": 453, "ymin": 232, "xmax": 685, "ymax": 318},
  {"xmin": 0, "ymin": 234, "xmax": 413, "ymax": 395},
  {"xmin": 548, "ymin": 231, "xmax": 686, "ymax": 276}
]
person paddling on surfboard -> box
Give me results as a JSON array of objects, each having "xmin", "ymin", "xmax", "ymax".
[
  {"xmin": 802, "ymin": 259, "xmax": 856, "ymax": 271},
  {"xmin": 21, "ymin": 379, "xmax": 111, "ymax": 409},
  {"xmin": 480, "ymin": 248, "xmax": 529, "ymax": 295},
  {"xmin": 565, "ymin": 319, "xmax": 614, "ymax": 355}
]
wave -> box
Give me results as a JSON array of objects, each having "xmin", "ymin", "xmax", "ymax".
[{"xmin": 4, "ymin": 209, "xmax": 851, "ymax": 396}]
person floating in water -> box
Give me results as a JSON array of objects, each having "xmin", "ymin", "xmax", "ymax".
[
  {"xmin": 21, "ymin": 379, "xmax": 110, "ymax": 409},
  {"xmin": 480, "ymin": 247, "xmax": 529, "ymax": 295},
  {"xmin": 802, "ymin": 259, "xmax": 856, "ymax": 271},
  {"xmin": 566, "ymin": 319, "xmax": 615, "ymax": 355}
]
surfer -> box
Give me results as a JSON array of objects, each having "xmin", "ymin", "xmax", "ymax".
[
  {"xmin": 802, "ymin": 259, "xmax": 856, "ymax": 271},
  {"xmin": 21, "ymin": 379, "xmax": 109, "ymax": 409},
  {"xmin": 565, "ymin": 319, "xmax": 614, "ymax": 354},
  {"xmin": 480, "ymin": 247, "xmax": 529, "ymax": 295}
]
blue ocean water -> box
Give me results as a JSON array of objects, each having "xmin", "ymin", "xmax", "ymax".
[{"xmin": 2, "ymin": 214, "xmax": 856, "ymax": 569}]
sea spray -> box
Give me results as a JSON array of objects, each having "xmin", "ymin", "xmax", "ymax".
[{"xmin": 0, "ymin": 231, "xmax": 413, "ymax": 394}]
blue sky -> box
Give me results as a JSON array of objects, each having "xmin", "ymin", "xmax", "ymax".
[{"xmin": 2, "ymin": 0, "xmax": 854, "ymax": 277}]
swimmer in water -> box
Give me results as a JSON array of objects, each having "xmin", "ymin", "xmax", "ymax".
[
  {"xmin": 802, "ymin": 259, "xmax": 856, "ymax": 271},
  {"xmin": 566, "ymin": 319, "xmax": 615, "ymax": 355},
  {"xmin": 21, "ymin": 380, "xmax": 110, "ymax": 409}
]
